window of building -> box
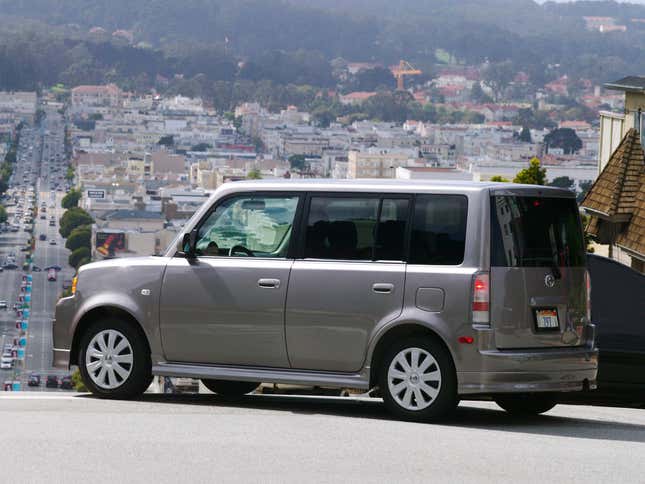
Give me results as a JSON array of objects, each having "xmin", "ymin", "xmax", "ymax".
[{"xmin": 410, "ymin": 195, "xmax": 468, "ymax": 265}]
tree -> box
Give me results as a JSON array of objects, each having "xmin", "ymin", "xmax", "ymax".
[
  {"xmin": 69, "ymin": 247, "xmax": 90, "ymax": 269},
  {"xmin": 61, "ymin": 189, "xmax": 81, "ymax": 209},
  {"xmin": 0, "ymin": 205, "xmax": 6, "ymax": 224},
  {"xmin": 246, "ymin": 168, "xmax": 262, "ymax": 179},
  {"xmin": 470, "ymin": 82, "xmax": 493, "ymax": 103},
  {"xmin": 519, "ymin": 126, "xmax": 532, "ymax": 143},
  {"xmin": 577, "ymin": 180, "xmax": 593, "ymax": 203},
  {"xmin": 190, "ymin": 143, "xmax": 212, "ymax": 152},
  {"xmin": 65, "ymin": 225, "xmax": 91, "ymax": 252},
  {"xmin": 513, "ymin": 157, "xmax": 547, "ymax": 185},
  {"xmin": 490, "ymin": 175, "xmax": 509, "ymax": 182},
  {"xmin": 59, "ymin": 207, "xmax": 94, "ymax": 238},
  {"xmin": 482, "ymin": 61, "xmax": 515, "ymax": 101},
  {"xmin": 354, "ymin": 67, "xmax": 396, "ymax": 92},
  {"xmin": 65, "ymin": 166, "xmax": 75, "ymax": 181},
  {"xmin": 549, "ymin": 176, "xmax": 574, "ymax": 189},
  {"xmin": 288, "ymin": 154, "xmax": 306, "ymax": 171},
  {"xmin": 158, "ymin": 135, "xmax": 174, "ymax": 146},
  {"xmin": 544, "ymin": 128, "xmax": 582, "ymax": 155}
]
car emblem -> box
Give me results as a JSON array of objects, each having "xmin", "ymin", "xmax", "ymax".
[{"xmin": 544, "ymin": 274, "xmax": 556, "ymax": 288}]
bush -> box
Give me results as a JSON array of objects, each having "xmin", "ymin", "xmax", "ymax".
[
  {"xmin": 61, "ymin": 189, "xmax": 81, "ymax": 209},
  {"xmin": 65, "ymin": 225, "xmax": 91, "ymax": 252},
  {"xmin": 71, "ymin": 368, "xmax": 87, "ymax": 392},
  {"xmin": 69, "ymin": 247, "xmax": 90, "ymax": 268},
  {"xmin": 59, "ymin": 207, "xmax": 93, "ymax": 238}
]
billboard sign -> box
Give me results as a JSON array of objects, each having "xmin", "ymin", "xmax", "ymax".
[
  {"xmin": 96, "ymin": 232, "xmax": 126, "ymax": 258},
  {"xmin": 87, "ymin": 189, "xmax": 105, "ymax": 199}
]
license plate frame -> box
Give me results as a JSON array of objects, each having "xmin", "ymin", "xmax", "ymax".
[{"xmin": 534, "ymin": 307, "xmax": 560, "ymax": 331}]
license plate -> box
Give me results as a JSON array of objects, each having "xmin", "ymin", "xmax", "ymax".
[{"xmin": 535, "ymin": 308, "xmax": 559, "ymax": 330}]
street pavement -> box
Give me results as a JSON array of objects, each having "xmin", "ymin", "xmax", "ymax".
[
  {"xmin": 0, "ymin": 113, "xmax": 74, "ymax": 389},
  {"xmin": 0, "ymin": 394, "xmax": 642, "ymax": 483}
]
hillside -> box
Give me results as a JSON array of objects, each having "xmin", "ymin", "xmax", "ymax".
[{"xmin": 1, "ymin": 0, "xmax": 645, "ymax": 92}]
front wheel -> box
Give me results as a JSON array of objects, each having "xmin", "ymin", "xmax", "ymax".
[
  {"xmin": 379, "ymin": 337, "xmax": 458, "ymax": 422},
  {"xmin": 78, "ymin": 318, "xmax": 152, "ymax": 399},
  {"xmin": 495, "ymin": 394, "xmax": 558, "ymax": 416},
  {"xmin": 202, "ymin": 379, "xmax": 259, "ymax": 397}
]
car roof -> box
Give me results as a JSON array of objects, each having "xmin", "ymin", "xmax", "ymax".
[{"xmin": 213, "ymin": 179, "xmax": 573, "ymax": 196}]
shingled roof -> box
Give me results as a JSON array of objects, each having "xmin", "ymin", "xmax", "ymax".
[
  {"xmin": 582, "ymin": 128, "xmax": 645, "ymax": 259},
  {"xmin": 615, "ymin": 179, "xmax": 645, "ymax": 258},
  {"xmin": 581, "ymin": 128, "xmax": 644, "ymax": 219}
]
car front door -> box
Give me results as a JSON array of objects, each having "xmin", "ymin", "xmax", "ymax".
[
  {"xmin": 159, "ymin": 192, "xmax": 301, "ymax": 368},
  {"xmin": 285, "ymin": 194, "xmax": 409, "ymax": 372}
]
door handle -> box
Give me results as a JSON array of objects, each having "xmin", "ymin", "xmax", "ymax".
[
  {"xmin": 258, "ymin": 278, "xmax": 280, "ymax": 289},
  {"xmin": 372, "ymin": 283, "xmax": 394, "ymax": 294}
]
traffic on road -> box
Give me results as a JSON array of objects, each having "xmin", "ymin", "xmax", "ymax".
[{"xmin": 0, "ymin": 110, "xmax": 75, "ymax": 391}]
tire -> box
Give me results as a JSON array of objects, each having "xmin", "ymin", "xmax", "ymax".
[
  {"xmin": 379, "ymin": 336, "xmax": 458, "ymax": 422},
  {"xmin": 201, "ymin": 379, "xmax": 259, "ymax": 397},
  {"xmin": 78, "ymin": 318, "xmax": 152, "ymax": 399},
  {"xmin": 495, "ymin": 394, "xmax": 558, "ymax": 416}
]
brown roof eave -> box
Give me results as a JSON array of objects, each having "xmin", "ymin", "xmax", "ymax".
[
  {"xmin": 582, "ymin": 207, "xmax": 632, "ymax": 223},
  {"xmin": 616, "ymin": 243, "xmax": 645, "ymax": 262}
]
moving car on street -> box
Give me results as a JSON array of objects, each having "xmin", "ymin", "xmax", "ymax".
[
  {"xmin": 28, "ymin": 374, "xmax": 41, "ymax": 387},
  {"xmin": 53, "ymin": 180, "xmax": 598, "ymax": 421},
  {"xmin": 45, "ymin": 376, "xmax": 59, "ymax": 388}
]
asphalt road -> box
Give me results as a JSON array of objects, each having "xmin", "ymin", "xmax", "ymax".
[
  {"xmin": 0, "ymin": 113, "xmax": 73, "ymax": 388},
  {"xmin": 0, "ymin": 394, "xmax": 642, "ymax": 483}
]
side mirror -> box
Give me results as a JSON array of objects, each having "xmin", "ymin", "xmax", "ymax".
[{"xmin": 179, "ymin": 230, "xmax": 197, "ymax": 258}]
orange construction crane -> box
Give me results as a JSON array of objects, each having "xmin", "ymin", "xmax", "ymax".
[{"xmin": 391, "ymin": 60, "xmax": 422, "ymax": 91}]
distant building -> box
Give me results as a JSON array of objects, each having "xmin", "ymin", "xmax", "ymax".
[
  {"xmin": 348, "ymin": 148, "xmax": 417, "ymax": 179},
  {"xmin": 71, "ymin": 84, "xmax": 123, "ymax": 109}
]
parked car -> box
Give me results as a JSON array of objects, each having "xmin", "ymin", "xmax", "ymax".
[
  {"xmin": 0, "ymin": 301, "xmax": 7, "ymax": 310},
  {"xmin": 60, "ymin": 375, "xmax": 73, "ymax": 390},
  {"xmin": 45, "ymin": 376, "xmax": 59, "ymax": 388},
  {"xmin": 1, "ymin": 357, "xmax": 13, "ymax": 370},
  {"xmin": 53, "ymin": 180, "xmax": 597, "ymax": 421},
  {"xmin": 32, "ymin": 266, "xmax": 42, "ymax": 272},
  {"xmin": 28, "ymin": 374, "xmax": 41, "ymax": 387},
  {"xmin": 2, "ymin": 264, "xmax": 18, "ymax": 270}
]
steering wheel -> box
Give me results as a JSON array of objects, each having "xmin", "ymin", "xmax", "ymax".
[{"xmin": 228, "ymin": 245, "xmax": 255, "ymax": 257}]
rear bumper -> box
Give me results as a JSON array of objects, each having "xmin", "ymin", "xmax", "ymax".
[{"xmin": 457, "ymin": 346, "xmax": 598, "ymax": 395}]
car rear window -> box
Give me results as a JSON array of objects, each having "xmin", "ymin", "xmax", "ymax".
[{"xmin": 490, "ymin": 195, "xmax": 585, "ymax": 267}]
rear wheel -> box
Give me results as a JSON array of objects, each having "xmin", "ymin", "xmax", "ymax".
[
  {"xmin": 202, "ymin": 379, "xmax": 259, "ymax": 397},
  {"xmin": 495, "ymin": 394, "xmax": 558, "ymax": 416},
  {"xmin": 379, "ymin": 336, "xmax": 458, "ymax": 422},
  {"xmin": 78, "ymin": 318, "xmax": 152, "ymax": 399}
]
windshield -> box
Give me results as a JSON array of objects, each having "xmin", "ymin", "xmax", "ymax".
[{"xmin": 490, "ymin": 195, "xmax": 585, "ymax": 268}]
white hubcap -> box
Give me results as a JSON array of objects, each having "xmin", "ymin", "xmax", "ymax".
[
  {"xmin": 85, "ymin": 329, "xmax": 133, "ymax": 390},
  {"xmin": 387, "ymin": 347, "xmax": 441, "ymax": 411}
]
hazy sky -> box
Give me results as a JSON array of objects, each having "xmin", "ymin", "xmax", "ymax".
[{"xmin": 535, "ymin": 0, "xmax": 645, "ymax": 3}]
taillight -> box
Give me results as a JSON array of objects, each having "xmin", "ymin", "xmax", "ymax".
[
  {"xmin": 71, "ymin": 275, "xmax": 78, "ymax": 295},
  {"xmin": 472, "ymin": 272, "xmax": 490, "ymax": 324},
  {"xmin": 584, "ymin": 269, "xmax": 591, "ymax": 322}
]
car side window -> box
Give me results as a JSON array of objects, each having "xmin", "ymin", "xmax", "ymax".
[
  {"xmin": 304, "ymin": 196, "xmax": 409, "ymax": 261},
  {"xmin": 410, "ymin": 195, "xmax": 468, "ymax": 265},
  {"xmin": 195, "ymin": 194, "xmax": 299, "ymax": 258}
]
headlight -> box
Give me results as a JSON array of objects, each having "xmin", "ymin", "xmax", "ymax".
[{"xmin": 71, "ymin": 275, "xmax": 78, "ymax": 295}]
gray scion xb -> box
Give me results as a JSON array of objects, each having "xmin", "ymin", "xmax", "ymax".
[{"xmin": 52, "ymin": 180, "xmax": 598, "ymax": 421}]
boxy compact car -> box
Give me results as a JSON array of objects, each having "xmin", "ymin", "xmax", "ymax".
[{"xmin": 53, "ymin": 180, "xmax": 597, "ymax": 421}]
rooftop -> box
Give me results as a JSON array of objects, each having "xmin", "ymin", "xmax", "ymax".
[{"xmin": 604, "ymin": 76, "xmax": 645, "ymax": 93}]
